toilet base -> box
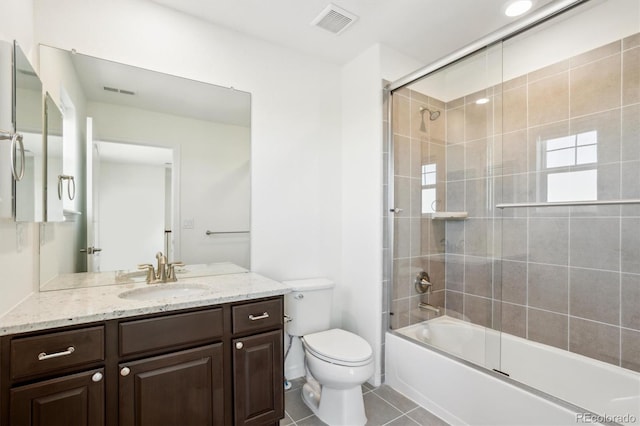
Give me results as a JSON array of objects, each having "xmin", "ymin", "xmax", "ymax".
[{"xmin": 302, "ymin": 382, "xmax": 367, "ymax": 426}]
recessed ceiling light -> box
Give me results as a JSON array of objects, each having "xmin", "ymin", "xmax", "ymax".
[
  {"xmin": 504, "ymin": 0, "xmax": 533, "ymax": 17},
  {"xmin": 476, "ymin": 98, "xmax": 490, "ymax": 105}
]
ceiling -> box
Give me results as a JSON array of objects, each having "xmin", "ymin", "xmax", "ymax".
[{"xmin": 150, "ymin": 0, "xmax": 556, "ymax": 66}]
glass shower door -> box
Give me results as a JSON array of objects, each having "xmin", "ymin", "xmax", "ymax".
[
  {"xmin": 497, "ymin": 0, "xmax": 640, "ymax": 421},
  {"xmin": 390, "ymin": 43, "xmax": 504, "ymax": 372}
]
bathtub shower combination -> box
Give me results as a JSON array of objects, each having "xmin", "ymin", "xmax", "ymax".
[{"xmin": 384, "ymin": 0, "xmax": 640, "ymax": 425}]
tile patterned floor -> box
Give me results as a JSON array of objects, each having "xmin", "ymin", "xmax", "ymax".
[{"xmin": 281, "ymin": 379, "xmax": 449, "ymax": 426}]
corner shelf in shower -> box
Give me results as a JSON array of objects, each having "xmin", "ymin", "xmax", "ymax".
[{"xmin": 429, "ymin": 211, "xmax": 468, "ymax": 220}]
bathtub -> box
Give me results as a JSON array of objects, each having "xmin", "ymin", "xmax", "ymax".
[{"xmin": 386, "ymin": 316, "xmax": 640, "ymax": 426}]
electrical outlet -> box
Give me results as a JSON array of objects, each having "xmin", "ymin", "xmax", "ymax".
[{"xmin": 183, "ymin": 218, "xmax": 194, "ymax": 229}]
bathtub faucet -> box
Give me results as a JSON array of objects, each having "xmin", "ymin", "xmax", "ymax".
[
  {"xmin": 415, "ymin": 271, "xmax": 432, "ymax": 294},
  {"xmin": 419, "ymin": 302, "xmax": 440, "ymax": 315}
]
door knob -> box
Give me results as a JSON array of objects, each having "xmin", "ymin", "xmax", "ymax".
[
  {"xmin": 92, "ymin": 372, "xmax": 103, "ymax": 382},
  {"xmin": 236, "ymin": 342, "xmax": 244, "ymax": 350},
  {"xmin": 120, "ymin": 366, "xmax": 131, "ymax": 376}
]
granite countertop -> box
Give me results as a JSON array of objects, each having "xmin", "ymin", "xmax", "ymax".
[{"xmin": 0, "ymin": 272, "xmax": 291, "ymax": 336}]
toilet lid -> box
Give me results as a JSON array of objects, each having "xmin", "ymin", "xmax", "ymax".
[{"xmin": 303, "ymin": 328, "xmax": 373, "ymax": 364}]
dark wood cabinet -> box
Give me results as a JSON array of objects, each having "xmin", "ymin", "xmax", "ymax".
[
  {"xmin": 233, "ymin": 330, "xmax": 284, "ymax": 426},
  {"xmin": 0, "ymin": 296, "xmax": 284, "ymax": 426},
  {"xmin": 10, "ymin": 368, "xmax": 105, "ymax": 426},
  {"xmin": 119, "ymin": 344, "xmax": 224, "ymax": 426}
]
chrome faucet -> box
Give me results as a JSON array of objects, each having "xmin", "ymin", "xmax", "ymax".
[
  {"xmin": 419, "ymin": 302, "xmax": 440, "ymax": 315},
  {"xmin": 415, "ymin": 271, "xmax": 432, "ymax": 294},
  {"xmin": 138, "ymin": 251, "xmax": 184, "ymax": 284}
]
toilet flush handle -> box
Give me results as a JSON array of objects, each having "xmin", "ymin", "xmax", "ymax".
[{"xmin": 294, "ymin": 293, "xmax": 304, "ymax": 299}]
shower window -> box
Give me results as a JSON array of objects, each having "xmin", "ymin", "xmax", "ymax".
[
  {"xmin": 421, "ymin": 163, "xmax": 437, "ymax": 213},
  {"xmin": 541, "ymin": 130, "xmax": 599, "ymax": 202}
]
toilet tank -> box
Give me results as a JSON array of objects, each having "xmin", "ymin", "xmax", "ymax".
[{"xmin": 283, "ymin": 278, "xmax": 335, "ymax": 336}]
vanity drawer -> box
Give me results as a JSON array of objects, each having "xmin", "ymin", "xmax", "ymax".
[
  {"xmin": 232, "ymin": 298, "xmax": 283, "ymax": 334},
  {"xmin": 10, "ymin": 326, "xmax": 105, "ymax": 380},
  {"xmin": 119, "ymin": 308, "xmax": 223, "ymax": 357}
]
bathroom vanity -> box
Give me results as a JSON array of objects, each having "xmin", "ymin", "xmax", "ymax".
[{"xmin": 0, "ymin": 273, "xmax": 289, "ymax": 426}]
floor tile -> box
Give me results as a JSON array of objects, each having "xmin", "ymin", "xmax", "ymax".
[
  {"xmin": 384, "ymin": 415, "xmax": 421, "ymax": 425},
  {"xmin": 406, "ymin": 406, "xmax": 450, "ymax": 426},
  {"xmin": 284, "ymin": 389, "xmax": 313, "ymax": 422},
  {"xmin": 280, "ymin": 412, "xmax": 295, "ymax": 426},
  {"xmin": 287, "ymin": 377, "xmax": 306, "ymax": 392},
  {"xmin": 364, "ymin": 392, "xmax": 403, "ymax": 425},
  {"xmin": 283, "ymin": 378, "xmax": 447, "ymax": 426},
  {"xmin": 363, "ymin": 381, "xmax": 376, "ymax": 392},
  {"xmin": 373, "ymin": 384, "xmax": 418, "ymax": 413},
  {"xmin": 297, "ymin": 415, "xmax": 330, "ymax": 426}
]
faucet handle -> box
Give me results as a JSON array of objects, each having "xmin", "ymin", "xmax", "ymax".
[
  {"xmin": 137, "ymin": 263, "xmax": 156, "ymax": 283},
  {"xmin": 415, "ymin": 271, "xmax": 432, "ymax": 294},
  {"xmin": 167, "ymin": 261, "xmax": 185, "ymax": 282}
]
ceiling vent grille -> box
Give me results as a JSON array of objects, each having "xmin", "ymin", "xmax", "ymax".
[
  {"xmin": 103, "ymin": 86, "xmax": 135, "ymax": 96},
  {"xmin": 311, "ymin": 4, "xmax": 358, "ymax": 35}
]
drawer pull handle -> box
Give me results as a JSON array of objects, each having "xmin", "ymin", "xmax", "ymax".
[
  {"xmin": 236, "ymin": 342, "xmax": 244, "ymax": 350},
  {"xmin": 121, "ymin": 367, "xmax": 131, "ymax": 377},
  {"xmin": 37, "ymin": 346, "xmax": 75, "ymax": 361},
  {"xmin": 92, "ymin": 372, "xmax": 103, "ymax": 382},
  {"xmin": 248, "ymin": 312, "xmax": 269, "ymax": 321}
]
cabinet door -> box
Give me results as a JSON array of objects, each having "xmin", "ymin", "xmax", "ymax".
[
  {"xmin": 10, "ymin": 369, "xmax": 105, "ymax": 426},
  {"xmin": 233, "ymin": 329, "xmax": 284, "ymax": 426},
  {"xmin": 119, "ymin": 344, "xmax": 224, "ymax": 426}
]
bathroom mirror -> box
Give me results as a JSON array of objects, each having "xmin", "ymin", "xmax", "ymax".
[
  {"xmin": 14, "ymin": 43, "xmax": 44, "ymax": 222},
  {"xmin": 38, "ymin": 45, "xmax": 251, "ymax": 291},
  {"xmin": 44, "ymin": 92, "xmax": 64, "ymax": 222}
]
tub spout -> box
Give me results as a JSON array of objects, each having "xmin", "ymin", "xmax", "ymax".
[{"xmin": 419, "ymin": 302, "xmax": 440, "ymax": 315}]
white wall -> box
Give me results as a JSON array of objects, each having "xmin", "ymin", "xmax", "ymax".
[
  {"xmin": 337, "ymin": 43, "xmax": 425, "ymax": 386},
  {"xmin": 339, "ymin": 44, "xmax": 384, "ymax": 385}
]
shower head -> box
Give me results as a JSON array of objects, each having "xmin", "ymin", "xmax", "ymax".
[{"xmin": 420, "ymin": 106, "xmax": 441, "ymax": 121}]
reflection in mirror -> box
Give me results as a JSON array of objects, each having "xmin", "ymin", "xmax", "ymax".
[
  {"xmin": 14, "ymin": 43, "xmax": 44, "ymax": 222},
  {"xmin": 92, "ymin": 141, "xmax": 172, "ymax": 271},
  {"xmin": 39, "ymin": 45, "xmax": 251, "ymax": 291},
  {"xmin": 44, "ymin": 93, "xmax": 64, "ymax": 222}
]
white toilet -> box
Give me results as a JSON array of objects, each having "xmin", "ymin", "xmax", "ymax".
[{"xmin": 284, "ymin": 278, "xmax": 374, "ymax": 426}]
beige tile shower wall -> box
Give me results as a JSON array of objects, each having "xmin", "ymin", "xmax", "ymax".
[
  {"xmin": 443, "ymin": 33, "xmax": 640, "ymax": 373},
  {"xmin": 390, "ymin": 87, "xmax": 447, "ymax": 330}
]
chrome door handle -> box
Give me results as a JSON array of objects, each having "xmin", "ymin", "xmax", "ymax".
[
  {"xmin": 38, "ymin": 346, "xmax": 75, "ymax": 361},
  {"xmin": 248, "ymin": 312, "xmax": 269, "ymax": 321},
  {"xmin": 80, "ymin": 247, "xmax": 102, "ymax": 254}
]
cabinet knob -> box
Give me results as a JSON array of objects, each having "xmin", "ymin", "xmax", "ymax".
[
  {"xmin": 92, "ymin": 372, "xmax": 103, "ymax": 382},
  {"xmin": 120, "ymin": 366, "xmax": 131, "ymax": 376},
  {"xmin": 236, "ymin": 342, "xmax": 244, "ymax": 350}
]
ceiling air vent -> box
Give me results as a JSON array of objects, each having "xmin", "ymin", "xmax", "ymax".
[
  {"xmin": 103, "ymin": 86, "xmax": 135, "ymax": 95},
  {"xmin": 311, "ymin": 3, "xmax": 358, "ymax": 35}
]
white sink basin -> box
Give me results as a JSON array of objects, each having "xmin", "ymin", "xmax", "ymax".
[{"xmin": 118, "ymin": 283, "xmax": 211, "ymax": 301}]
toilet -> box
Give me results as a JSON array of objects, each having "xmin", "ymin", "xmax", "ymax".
[{"xmin": 284, "ymin": 278, "xmax": 374, "ymax": 426}]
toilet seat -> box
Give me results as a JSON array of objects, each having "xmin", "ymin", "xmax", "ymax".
[{"xmin": 303, "ymin": 328, "xmax": 373, "ymax": 367}]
